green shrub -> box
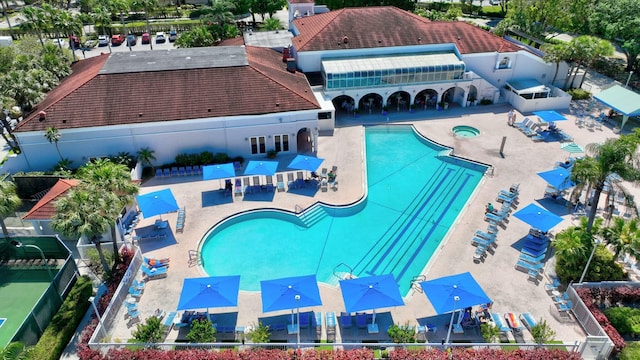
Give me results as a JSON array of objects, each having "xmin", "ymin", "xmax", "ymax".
[
  {"xmin": 246, "ymin": 322, "xmax": 270, "ymax": 343},
  {"xmin": 132, "ymin": 316, "xmax": 164, "ymax": 343},
  {"xmin": 480, "ymin": 99, "xmax": 493, "ymax": 105},
  {"xmin": 567, "ymin": 88, "xmax": 591, "ymax": 100},
  {"xmin": 620, "ymin": 341, "xmax": 640, "ymax": 360},
  {"xmin": 213, "ymin": 152, "xmax": 231, "ymax": 164},
  {"xmin": 29, "ymin": 276, "xmax": 93, "ymax": 360},
  {"xmin": 605, "ymin": 307, "xmax": 640, "ymax": 336},
  {"xmin": 186, "ymin": 319, "xmax": 216, "ymax": 343},
  {"xmin": 387, "ymin": 322, "xmax": 416, "ymax": 343},
  {"xmin": 481, "ymin": 323, "xmax": 500, "ymax": 343},
  {"xmin": 531, "ymin": 319, "xmax": 556, "ymax": 344},
  {"xmin": 199, "ymin": 151, "xmax": 214, "ymax": 165}
]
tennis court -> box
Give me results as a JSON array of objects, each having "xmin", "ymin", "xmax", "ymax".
[{"xmin": 0, "ymin": 268, "xmax": 53, "ymax": 349}]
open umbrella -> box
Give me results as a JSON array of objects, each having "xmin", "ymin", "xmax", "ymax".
[
  {"xmin": 260, "ymin": 274, "xmax": 322, "ymax": 337},
  {"xmin": 136, "ymin": 188, "xmax": 179, "ymax": 219},
  {"xmin": 533, "ymin": 110, "xmax": 567, "ymax": 123},
  {"xmin": 340, "ymin": 274, "xmax": 404, "ymax": 333},
  {"xmin": 560, "ymin": 142, "xmax": 584, "ymax": 154},
  {"xmin": 537, "ymin": 167, "xmax": 575, "ymax": 191},
  {"xmin": 203, "ymin": 163, "xmax": 236, "ymax": 188},
  {"xmin": 513, "ymin": 203, "xmax": 564, "ymax": 232},
  {"xmin": 419, "ymin": 272, "xmax": 491, "ymax": 315},
  {"xmin": 244, "ymin": 161, "xmax": 278, "ymax": 176},
  {"xmin": 177, "ymin": 275, "xmax": 241, "ymax": 311},
  {"xmin": 287, "ymin": 155, "xmax": 324, "ymax": 173}
]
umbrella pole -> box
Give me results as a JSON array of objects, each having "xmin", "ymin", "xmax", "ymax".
[
  {"xmin": 445, "ymin": 296, "xmax": 460, "ymax": 345},
  {"xmin": 372, "ymin": 309, "xmax": 376, "ymax": 326}
]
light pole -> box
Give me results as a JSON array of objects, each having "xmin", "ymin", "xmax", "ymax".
[
  {"xmin": 11, "ymin": 240, "xmax": 53, "ymax": 281},
  {"xmin": 88, "ymin": 296, "xmax": 107, "ymax": 338},
  {"xmin": 295, "ymin": 294, "xmax": 301, "ymax": 347},
  {"xmin": 626, "ymin": 71, "xmax": 634, "ymax": 88},
  {"xmin": 445, "ymin": 295, "xmax": 460, "ymax": 345},
  {"xmin": 579, "ymin": 238, "xmax": 601, "ymax": 283}
]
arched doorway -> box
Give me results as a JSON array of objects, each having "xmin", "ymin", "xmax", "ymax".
[
  {"xmin": 416, "ymin": 89, "xmax": 438, "ymax": 110},
  {"xmin": 467, "ymin": 85, "xmax": 478, "ymax": 105},
  {"xmin": 388, "ymin": 91, "xmax": 410, "ymax": 112},
  {"xmin": 296, "ymin": 127, "xmax": 314, "ymax": 154},
  {"xmin": 442, "ymin": 86, "xmax": 467, "ymax": 108},
  {"xmin": 332, "ymin": 95, "xmax": 356, "ymax": 114},
  {"xmin": 358, "ymin": 93, "xmax": 383, "ymax": 114}
]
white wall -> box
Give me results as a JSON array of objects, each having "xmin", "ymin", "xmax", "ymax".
[
  {"xmin": 15, "ymin": 111, "xmax": 320, "ymax": 171},
  {"xmin": 507, "ymin": 86, "xmax": 572, "ymax": 113}
]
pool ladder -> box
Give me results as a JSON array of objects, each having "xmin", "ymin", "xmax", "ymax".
[
  {"xmin": 410, "ymin": 275, "xmax": 426, "ymax": 293},
  {"xmin": 333, "ymin": 263, "xmax": 354, "ymax": 281}
]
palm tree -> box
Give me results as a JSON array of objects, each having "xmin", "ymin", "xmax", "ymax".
[
  {"xmin": 92, "ymin": 6, "xmax": 113, "ymax": 36},
  {"xmin": 22, "ymin": 6, "xmax": 49, "ymax": 48},
  {"xmin": 130, "ymin": 0, "xmax": 157, "ymax": 50},
  {"xmin": 570, "ymin": 136, "xmax": 640, "ymax": 233},
  {"xmin": 575, "ymin": 36, "xmax": 615, "ymax": 88},
  {"xmin": 1, "ymin": 0, "xmax": 15, "ymax": 40},
  {"xmin": 106, "ymin": 0, "xmax": 129, "ymax": 35},
  {"xmin": 0, "ymin": 180, "xmax": 21, "ymax": 237},
  {"xmin": 136, "ymin": 147, "xmax": 156, "ymax": 169},
  {"xmin": 77, "ymin": 159, "xmax": 139, "ymax": 263},
  {"xmin": 541, "ymin": 42, "xmax": 571, "ymax": 87},
  {"xmin": 602, "ymin": 217, "xmax": 640, "ymax": 259},
  {"xmin": 52, "ymin": 186, "xmax": 117, "ymax": 273},
  {"xmin": 263, "ymin": 17, "xmax": 281, "ymax": 31},
  {"xmin": 44, "ymin": 126, "xmax": 63, "ymax": 160}
]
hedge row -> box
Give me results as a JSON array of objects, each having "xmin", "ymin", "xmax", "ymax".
[{"xmin": 29, "ymin": 275, "xmax": 93, "ymax": 360}]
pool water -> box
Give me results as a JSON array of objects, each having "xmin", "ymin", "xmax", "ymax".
[
  {"xmin": 201, "ymin": 126, "xmax": 487, "ymax": 295},
  {"xmin": 452, "ymin": 125, "xmax": 480, "ymax": 138}
]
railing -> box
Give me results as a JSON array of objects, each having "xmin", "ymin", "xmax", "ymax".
[
  {"xmin": 333, "ymin": 262, "xmax": 353, "ymax": 280},
  {"xmin": 410, "ymin": 275, "xmax": 426, "ymax": 293}
]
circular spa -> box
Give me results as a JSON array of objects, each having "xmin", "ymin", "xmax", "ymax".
[
  {"xmin": 199, "ymin": 125, "xmax": 488, "ymax": 295},
  {"xmin": 452, "ymin": 125, "xmax": 480, "ymax": 138}
]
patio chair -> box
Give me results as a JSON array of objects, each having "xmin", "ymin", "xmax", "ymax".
[
  {"xmin": 265, "ymin": 175, "xmax": 275, "ymax": 192},
  {"xmin": 326, "ymin": 312, "xmax": 336, "ymax": 335},
  {"xmin": 233, "ymin": 161, "xmax": 242, "ymax": 173},
  {"xmin": 314, "ymin": 312, "xmax": 323, "ymax": 336},
  {"xmin": 340, "ymin": 312, "xmax": 352, "ymax": 328},
  {"xmin": 521, "ymin": 246, "xmax": 547, "ymax": 258},
  {"xmin": 125, "ymin": 300, "xmax": 138, "ymax": 310},
  {"xmin": 490, "ymin": 313, "xmax": 511, "ymax": 332},
  {"xmin": 300, "ymin": 312, "xmax": 311, "ymax": 328},
  {"xmin": 485, "ymin": 211, "xmax": 506, "ymax": 223},
  {"xmin": 295, "ymin": 171, "xmax": 306, "ymax": 188},
  {"xmin": 141, "ymin": 264, "xmax": 168, "ymax": 279},
  {"xmin": 178, "ymin": 167, "xmax": 186, "ymax": 176},
  {"xmin": 519, "ymin": 313, "xmax": 537, "ymax": 332},
  {"xmin": 558, "ymin": 301, "xmax": 573, "ymax": 312},
  {"xmin": 515, "ymin": 260, "xmax": 544, "ymax": 273},
  {"xmin": 188, "ymin": 250, "xmax": 200, "ymax": 266},
  {"xmin": 127, "ymin": 307, "xmax": 141, "ymax": 320},
  {"xmin": 471, "ymin": 236, "xmax": 496, "ymax": 248},
  {"xmin": 162, "ymin": 311, "xmax": 177, "ymax": 334},
  {"xmin": 171, "ymin": 167, "xmax": 179, "ymax": 176},
  {"xmin": 155, "ymin": 169, "xmax": 163, "ymax": 177},
  {"xmin": 234, "ymin": 178, "xmax": 243, "ymax": 197},
  {"xmin": 193, "ymin": 165, "xmax": 202, "ymax": 175},
  {"xmin": 242, "ymin": 177, "xmax": 251, "ymax": 194},
  {"xmin": 129, "ymin": 286, "xmax": 143, "ymax": 297},
  {"xmin": 519, "ymin": 252, "xmax": 545, "ymax": 264},
  {"xmin": 320, "ymin": 178, "xmax": 328, "ymax": 192},
  {"xmin": 185, "ymin": 166, "xmax": 193, "ymax": 176},
  {"xmin": 287, "ymin": 172, "xmax": 296, "ymax": 189},
  {"xmin": 475, "ymin": 230, "xmax": 496, "ymax": 240},
  {"xmin": 252, "ymin": 176, "xmax": 261, "ymax": 192},
  {"xmin": 320, "ymin": 167, "xmax": 328, "ymax": 179},
  {"xmin": 355, "ymin": 312, "xmax": 368, "ymax": 329},
  {"xmin": 162, "ymin": 168, "xmax": 171, "ymax": 177},
  {"xmin": 132, "ymin": 279, "xmax": 145, "ymax": 291},
  {"xmin": 276, "ymin": 174, "xmax": 285, "ymax": 192}
]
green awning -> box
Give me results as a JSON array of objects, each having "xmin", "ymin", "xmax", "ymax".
[{"xmin": 594, "ymin": 85, "xmax": 640, "ymax": 131}]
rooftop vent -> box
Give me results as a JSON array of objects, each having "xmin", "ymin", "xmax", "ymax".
[
  {"xmin": 343, "ymin": 36, "xmax": 349, "ymax": 44},
  {"xmin": 38, "ymin": 111, "xmax": 46, "ymax": 121}
]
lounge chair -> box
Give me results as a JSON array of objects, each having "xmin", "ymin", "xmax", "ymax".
[
  {"xmin": 276, "ymin": 174, "xmax": 285, "ymax": 192},
  {"xmin": 340, "ymin": 312, "xmax": 352, "ymax": 328},
  {"xmin": 193, "ymin": 165, "xmax": 202, "ymax": 175},
  {"xmin": 314, "ymin": 312, "xmax": 323, "ymax": 334},
  {"xmin": 475, "ymin": 230, "xmax": 496, "ymax": 240},
  {"xmin": 162, "ymin": 311, "xmax": 177, "ymax": 334},
  {"xmin": 356, "ymin": 312, "xmax": 368, "ymax": 329},
  {"xmin": 326, "ymin": 312, "xmax": 336, "ymax": 334},
  {"xmin": 485, "ymin": 211, "xmax": 507, "ymax": 223},
  {"xmin": 558, "ymin": 301, "xmax": 573, "ymax": 312},
  {"xmin": 234, "ymin": 178, "xmax": 243, "ymax": 196},
  {"xmin": 522, "ymin": 246, "xmax": 547, "ymax": 258},
  {"xmin": 320, "ymin": 178, "xmax": 328, "ymax": 192},
  {"xmin": 295, "ymin": 171, "xmax": 306, "ymax": 188},
  {"xmin": 188, "ymin": 250, "xmax": 200, "ymax": 266},
  {"xmin": 520, "ymin": 313, "xmax": 537, "ymax": 332},
  {"xmin": 265, "ymin": 175, "xmax": 275, "ymax": 192},
  {"xmin": 252, "ymin": 176, "xmax": 261, "ymax": 192},
  {"xmin": 185, "ymin": 166, "xmax": 193, "ymax": 176},
  {"xmin": 144, "ymin": 257, "xmax": 170, "ymax": 268},
  {"xmin": 155, "ymin": 169, "xmax": 163, "ymax": 177},
  {"xmin": 490, "ymin": 312, "xmax": 511, "ymax": 332},
  {"xmin": 472, "ymin": 236, "xmax": 496, "ymax": 248},
  {"xmin": 300, "ymin": 312, "xmax": 310, "ymax": 328},
  {"xmin": 243, "ymin": 177, "xmax": 251, "ymax": 194},
  {"xmin": 178, "ymin": 167, "xmax": 186, "ymax": 176},
  {"xmin": 132, "ymin": 279, "xmax": 145, "ymax": 291},
  {"xmin": 127, "ymin": 307, "xmax": 141, "ymax": 319},
  {"xmin": 162, "ymin": 168, "xmax": 171, "ymax": 177},
  {"xmin": 129, "ymin": 286, "xmax": 143, "ymax": 297},
  {"xmin": 320, "ymin": 167, "xmax": 328, "ymax": 179},
  {"xmin": 171, "ymin": 167, "xmax": 179, "ymax": 176},
  {"xmin": 125, "ymin": 300, "xmax": 138, "ymax": 310},
  {"xmin": 553, "ymin": 292, "xmax": 570, "ymax": 304},
  {"xmin": 515, "ymin": 260, "xmax": 544, "ymax": 273},
  {"xmin": 141, "ymin": 264, "xmax": 168, "ymax": 279},
  {"xmin": 287, "ymin": 172, "xmax": 296, "ymax": 189}
]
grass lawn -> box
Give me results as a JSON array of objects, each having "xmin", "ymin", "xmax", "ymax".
[{"xmin": 620, "ymin": 341, "xmax": 640, "ymax": 360}]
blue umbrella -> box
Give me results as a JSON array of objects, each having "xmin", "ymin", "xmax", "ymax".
[
  {"xmin": 136, "ymin": 188, "xmax": 179, "ymax": 219},
  {"xmin": 420, "ymin": 272, "xmax": 491, "ymax": 314},
  {"xmin": 533, "ymin": 110, "xmax": 567, "ymax": 123},
  {"xmin": 287, "ymin": 155, "xmax": 325, "ymax": 173},
  {"xmin": 202, "ymin": 163, "xmax": 235, "ymax": 180},
  {"xmin": 340, "ymin": 274, "xmax": 404, "ymax": 332},
  {"xmin": 513, "ymin": 203, "xmax": 564, "ymax": 232},
  {"xmin": 177, "ymin": 276, "xmax": 241, "ymax": 311},
  {"xmin": 537, "ymin": 167, "xmax": 575, "ymax": 191},
  {"xmin": 244, "ymin": 161, "xmax": 278, "ymax": 176},
  {"xmin": 260, "ymin": 274, "xmax": 322, "ymax": 312}
]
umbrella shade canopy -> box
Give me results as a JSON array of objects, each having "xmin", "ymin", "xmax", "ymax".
[
  {"xmin": 513, "ymin": 203, "xmax": 564, "ymax": 232},
  {"xmin": 136, "ymin": 189, "xmax": 179, "ymax": 218},
  {"xmin": 177, "ymin": 276, "xmax": 241, "ymax": 310},
  {"xmin": 537, "ymin": 167, "xmax": 575, "ymax": 191},
  {"xmin": 420, "ymin": 272, "xmax": 491, "ymax": 314},
  {"xmin": 339, "ymin": 274, "xmax": 404, "ymax": 313},
  {"xmin": 533, "ymin": 110, "xmax": 567, "ymax": 123},
  {"xmin": 260, "ymin": 274, "xmax": 322, "ymax": 312},
  {"xmin": 287, "ymin": 155, "xmax": 325, "ymax": 172},
  {"xmin": 560, "ymin": 142, "xmax": 584, "ymax": 154},
  {"xmin": 244, "ymin": 161, "xmax": 278, "ymax": 176},
  {"xmin": 202, "ymin": 163, "xmax": 235, "ymax": 180}
]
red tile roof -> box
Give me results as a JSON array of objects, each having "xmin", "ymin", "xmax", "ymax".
[
  {"xmin": 218, "ymin": 37, "xmax": 245, "ymax": 46},
  {"xmin": 22, "ymin": 179, "xmax": 79, "ymax": 220},
  {"xmin": 292, "ymin": 6, "xmax": 522, "ymax": 54},
  {"xmin": 15, "ymin": 46, "xmax": 319, "ymax": 133}
]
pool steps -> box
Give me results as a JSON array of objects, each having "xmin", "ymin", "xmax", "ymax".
[{"xmin": 298, "ymin": 206, "xmax": 328, "ymax": 228}]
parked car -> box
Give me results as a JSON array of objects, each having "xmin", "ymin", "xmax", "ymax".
[
  {"xmin": 69, "ymin": 35, "xmax": 80, "ymax": 48},
  {"xmin": 168, "ymin": 30, "xmax": 178, "ymax": 42},
  {"xmin": 155, "ymin": 32, "xmax": 166, "ymax": 44},
  {"xmin": 141, "ymin": 33, "xmax": 150, "ymax": 44},
  {"xmin": 126, "ymin": 34, "xmax": 137, "ymax": 46},
  {"xmin": 111, "ymin": 34, "xmax": 125, "ymax": 46},
  {"xmin": 98, "ymin": 35, "xmax": 109, "ymax": 47}
]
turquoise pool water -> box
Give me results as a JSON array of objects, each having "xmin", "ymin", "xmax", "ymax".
[{"xmin": 201, "ymin": 125, "xmax": 487, "ymax": 295}]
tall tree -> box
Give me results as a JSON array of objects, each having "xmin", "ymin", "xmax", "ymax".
[
  {"xmin": 22, "ymin": 6, "xmax": 49, "ymax": 48},
  {"xmin": 174, "ymin": 26, "xmax": 215, "ymax": 48},
  {"xmin": 573, "ymin": 36, "xmax": 614, "ymax": 89},
  {"xmin": 136, "ymin": 147, "xmax": 156, "ymax": 169},
  {"xmin": 602, "ymin": 217, "xmax": 640, "ymax": 260},
  {"xmin": 590, "ymin": 0, "xmax": 640, "ymax": 72},
  {"xmin": 106, "ymin": 0, "xmax": 129, "ymax": 35},
  {"xmin": 0, "ymin": 180, "xmax": 21, "ymax": 238},
  {"xmin": 1, "ymin": 0, "xmax": 15, "ymax": 40},
  {"xmin": 570, "ymin": 135, "xmax": 640, "ymax": 233},
  {"xmin": 91, "ymin": 5, "xmax": 113, "ymax": 36},
  {"xmin": 541, "ymin": 42, "xmax": 571, "ymax": 86},
  {"xmin": 130, "ymin": 0, "xmax": 157, "ymax": 49},
  {"xmin": 44, "ymin": 126, "xmax": 63, "ymax": 161}
]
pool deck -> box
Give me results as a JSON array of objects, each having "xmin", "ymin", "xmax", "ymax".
[{"xmin": 109, "ymin": 101, "xmax": 627, "ymax": 345}]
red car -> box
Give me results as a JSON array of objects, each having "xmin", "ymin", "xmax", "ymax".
[
  {"xmin": 111, "ymin": 34, "xmax": 125, "ymax": 46},
  {"xmin": 141, "ymin": 33, "xmax": 150, "ymax": 44}
]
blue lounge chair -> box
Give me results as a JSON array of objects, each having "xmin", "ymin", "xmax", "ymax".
[
  {"xmin": 340, "ymin": 312, "xmax": 352, "ymax": 328},
  {"xmin": 287, "ymin": 172, "xmax": 296, "ymax": 189},
  {"xmin": 519, "ymin": 313, "xmax": 537, "ymax": 331},
  {"xmin": 125, "ymin": 300, "xmax": 138, "ymax": 310},
  {"xmin": 141, "ymin": 264, "xmax": 168, "ymax": 279},
  {"xmin": 185, "ymin": 166, "xmax": 193, "ymax": 176},
  {"xmin": 485, "ymin": 212, "xmax": 506, "ymax": 223},
  {"xmin": 490, "ymin": 312, "xmax": 511, "ymax": 332},
  {"xmin": 132, "ymin": 279, "xmax": 145, "ymax": 291},
  {"xmin": 522, "ymin": 246, "xmax": 547, "ymax": 258},
  {"xmin": 178, "ymin": 167, "xmax": 186, "ymax": 176},
  {"xmin": 129, "ymin": 286, "xmax": 143, "ymax": 297},
  {"xmin": 155, "ymin": 169, "xmax": 163, "ymax": 177},
  {"xmin": 233, "ymin": 161, "xmax": 242, "ymax": 173},
  {"xmin": 326, "ymin": 312, "xmax": 336, "ymax": 334},
  {"xmin": 475, "ymin": 230, "xmax": 496, "ymax": 240},
  {"xmin": 558, "ymin": 301, "xmax": 573, "ymax": 312},
  {"xmin": 171, "ymin": 167, "xmax": 179, "ymax": 176},
  {"xmin": 295, "ymin": 171, "xmax": 306, "ymax": 188},
  {"xmin": 519, "ymin": 252, "xmax": 546, "ymax": 264},
  {"xmin": 276, "ymin": 174, "xmax": 285, "ymax": 192},
  {"xmin": 472, "ymin": 236, "xmax": 495, "ymax": 247},
  {"xmin": 356, "ymin": 312, "xmax": 368, "ymax": 329},
  {"xmin": 265, "ymin": 175, "xmax": 275, "ymax": 192},
  {"xmin": 127, "ymin": 307, "xmax": 140, "ymax": 319},
  {"xmin": 163, "ymin": 168, "xmax": 171, "ymax": 177},
  {"xmin": 515, "ymin": 260, "xmax": 544, "ymax": 272},
  {"xmin": 299, "ymin": 312, "xmax": 311, "ymax": 328}
]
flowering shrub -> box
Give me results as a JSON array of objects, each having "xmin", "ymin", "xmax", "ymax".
[
  {"xmin": 389, "ymin": 348, "xmax": 581, "ymax": 360},
  {"xmin": 575, "ymin": 287, "xmax": 628, "ymax": 354}
]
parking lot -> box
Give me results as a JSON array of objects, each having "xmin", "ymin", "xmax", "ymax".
[{"xmin": 64, "ymin": 34, "xmax": 177, "ymax": 60}]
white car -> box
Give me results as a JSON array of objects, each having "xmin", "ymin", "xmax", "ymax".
[
  {"xmin": 98, "ymin": 35, "xmax": 109, "ymax": 47},
  {"xmin": 155, "ymin": 32, "xmax": 166, "ymax": 43}
]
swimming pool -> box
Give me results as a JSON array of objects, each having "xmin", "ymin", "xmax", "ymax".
[{"xmin": 201, "ymin": 125, "xmax": 487, "ymax": 295}]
